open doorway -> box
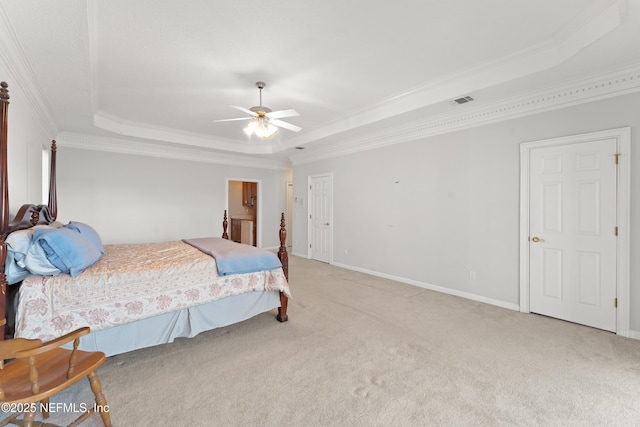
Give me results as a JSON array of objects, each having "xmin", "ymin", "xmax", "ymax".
[{"xmin": 227, "ymin": 179, "xmax": 260, "ymax": 247}]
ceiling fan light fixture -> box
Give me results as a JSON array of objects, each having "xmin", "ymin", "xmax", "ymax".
[{"xmin": 244, "ymin": 117, "xmax": 279, "ymax": 139}]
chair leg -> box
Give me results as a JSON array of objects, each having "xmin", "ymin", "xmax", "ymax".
[
  {"xmin": 88, "ymin": 370, "xmax": 112, "ymax": 427},
  {"xmin": 0, "ymin": 413, "xmax": 20, "ymax": 427},
  {"xmin": 41, "ymin": 397, "xmax": 50, "ymax": 419},
  {"xmin": 23, "ymin": 409, "xmax": 36, "ymax": 427}
]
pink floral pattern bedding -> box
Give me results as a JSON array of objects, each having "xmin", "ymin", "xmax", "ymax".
[{"xmin": 15, "ymin": 241, "xmax": 290, "ymax": 341}]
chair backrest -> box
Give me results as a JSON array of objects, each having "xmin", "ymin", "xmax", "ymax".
[
  {"xmin": 0, "ymin": 337, "xmax": 42, "ymax": 368},
  {"xmin": 0, "ymin": 327, "xmax": 111, "ymax": 427},
  {"xmin": 0, "ymin": 337, "xmax": 42, "ymax": 400},
  {"xmin": 0, "ymin": 327, "xmax": 90, "ymax": 400}
]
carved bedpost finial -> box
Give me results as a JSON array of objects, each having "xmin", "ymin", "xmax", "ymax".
[
  {"xmin": 222, "ymin": 210, "xmax": 229, "ymax": 239},
  {"xmin": 0, "ymin": 82, "xmax": 9, "ymax": 102}
]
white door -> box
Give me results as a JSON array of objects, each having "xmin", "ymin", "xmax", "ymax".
[
  {"xmin": 529, "ymin": 138, "xmax": 617, "ymax": 331},
  {"xmin": 309, "ymin": 174, "xmax": 332, "ymax": 263}
]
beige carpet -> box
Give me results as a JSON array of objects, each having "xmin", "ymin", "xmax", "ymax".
[{"xmin": 3, "ymin": 256, "xmax": 640, "ymax": 426}]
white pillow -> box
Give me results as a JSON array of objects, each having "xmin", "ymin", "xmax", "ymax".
[
  {"xmin": 6, "ymin": 225, "xmax": 62, "ymax": 276},
  {"xmin": 5, "ymin": 229, "xmax": 35, "ymax": 284},
  {"xmin": 5, "ymin": 229, "xmax": 33, "ymax": 264}
]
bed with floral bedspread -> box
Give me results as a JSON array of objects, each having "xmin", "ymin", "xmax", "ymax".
[{"xmin": 15, "ymin": 240, "xmax": 290, "ymax": 343}]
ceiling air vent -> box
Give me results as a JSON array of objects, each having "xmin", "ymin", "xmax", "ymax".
[{"xmin": 450, "ymin": 96, "xmax": 474, "ymax": 105}]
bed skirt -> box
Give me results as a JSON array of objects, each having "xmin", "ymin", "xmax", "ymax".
[{"xmin": 71, "ymin": 290, "xmax": 281, "ymax": 357}]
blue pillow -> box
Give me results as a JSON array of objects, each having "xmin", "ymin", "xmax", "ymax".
[
  {"xmin": 64, "ymin": 221, "xmax": 105, "ymax": 255},
  {"xmin": 33, "ymin": 228, "xmax": 103, "ymax": 277},
  {"xmin": 24, "ymin": 240, "xmax": 62, "ymax": 276}
]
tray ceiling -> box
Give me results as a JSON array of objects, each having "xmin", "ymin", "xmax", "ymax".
[{"xmin": 1, "ymin": 0, "xmax": 639, "ymax": 166}]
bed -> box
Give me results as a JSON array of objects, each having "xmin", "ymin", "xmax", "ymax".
[{"xmin": 0, "ymin": 81, "xmax": 291, "ymax": 356}]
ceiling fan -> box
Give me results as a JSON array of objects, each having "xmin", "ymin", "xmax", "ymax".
[{"xmin": 214, "ymin": 81, "xmax": 301, "ymax": 139}]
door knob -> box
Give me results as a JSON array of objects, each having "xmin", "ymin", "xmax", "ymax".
[
  {"xmin": 531, "ymin": 236, "xmax": 545, "ymax": 242},
  {"xmin": 324, "ymin": 222, "xmax": 330, "ymax": 226}
]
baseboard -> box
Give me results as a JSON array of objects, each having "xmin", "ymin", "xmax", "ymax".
[
  {"xmin": 628, "ymin": 330, "xmax": 640, "ymax": 340},
  {"xmin": 291, "ymin": 251, "xmax": 308, "ymax": 258},
  {"xmin": 331, "ymin": 262, "xmax": 520, "ymax": 312}
]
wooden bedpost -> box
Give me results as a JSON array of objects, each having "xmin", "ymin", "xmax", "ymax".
[
  {"xmin": 278, "ymin": 212, "xmax": 288, "ymax": 280},
  {"xmin": 276, "ymin": 212, "xmax": 289, "ymax": 322},
  {"xmin": 48, "ymin": 140, "xmax": 57, "ymax": 221},
  {"xmin": 222, "ymin": 210, "xmax": 229, "ymax": 239},
  {"xmin": 0, "ymin": 82, "xmax": 10, "ymax": 339}
]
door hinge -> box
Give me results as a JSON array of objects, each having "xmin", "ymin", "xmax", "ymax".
[
  {"xmin": 615, "ymin": 153, "xmax": 619, "ymax": 165},
  {"xmin": 309, "ymin": 244, "xmax": 312, "ymax": 248},
  {"xmin": 615, "ymin": 226, "xmax": 618, "ymax": 236},
  {"xmin": 615, "ymin": 298, "xmax": 618, "ymax": 308}
]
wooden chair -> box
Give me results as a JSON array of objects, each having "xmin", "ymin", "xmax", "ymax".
[{"xmin": 0, "ymin": 326, "xmax": 112, "ymax": 427}]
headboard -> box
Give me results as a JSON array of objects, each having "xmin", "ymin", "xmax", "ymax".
[{"xmin": 0, "ymin": 81, "xmax": 58, "ymax": 338}]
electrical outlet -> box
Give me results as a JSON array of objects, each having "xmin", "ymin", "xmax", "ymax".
[{"xmin": 469, "ymin": 271, "xmax": 476, "ymax": 280}]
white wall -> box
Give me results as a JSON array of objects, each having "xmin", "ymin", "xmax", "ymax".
[
  {"xmin": 56, "ymin": 147, "xmax": 290, "ymax": 248},
  {"xmin": 0, "ymin": 78, "xmax": 52, "ymax": 215},
  {"xmin": 293, "ymin": 92, "xmax": 640, "ymax": 331}
]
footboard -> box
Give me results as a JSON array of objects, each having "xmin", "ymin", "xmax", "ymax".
[{"xmin": 221, "ymin": 209, "xmax": 289, "ymax": 322}]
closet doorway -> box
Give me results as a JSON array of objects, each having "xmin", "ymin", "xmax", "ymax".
[
  {"xmin": 519, "ymin": 127, "xmax": 630, "ymax": 336},
  {"xmin": 226, "ymin": 179, "xmax": 261, "ymax": 247}
]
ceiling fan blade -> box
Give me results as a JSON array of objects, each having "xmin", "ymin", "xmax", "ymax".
[
  {"xmin": 266, "ymin": 109, "xmax": 299, "ymax": 119},
  {"xmin": 269, "ymin": 118, "xmax": 302, "ymax": 132},
  {"xmin": 230, "ymin": 105, "xmax": 258, "ymax": 116},
  {"xmin": 213, "ymin": 117, "xmax": 252, "ymax": 122}
]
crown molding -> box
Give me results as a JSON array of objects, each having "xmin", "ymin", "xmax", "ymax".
[
  {"xmin": 55, "ymin": 132, "xmax": 291, "ymax": 171},
  {"xmin": 282, "ymin": 0, "xmax": 627, "ymax": 153},
  {"xmin": 93, "ymin": 110, "xmax": 277, "ymax": 155},
  {"xmin": 290, "ymin": 62, "xmax": 640, "ymax": 165},
  {"xmin": 0, "ymin": 3, "xmax": 59, "ymax": 137}
]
